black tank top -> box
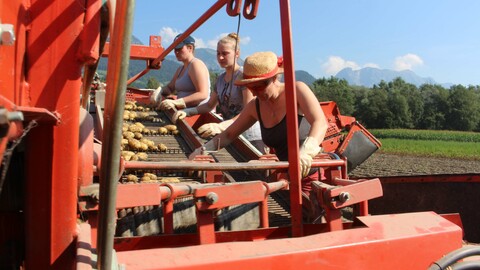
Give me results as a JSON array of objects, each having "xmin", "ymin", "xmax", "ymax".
[{"xmin": 255, "ymin": 98, "xmax": 311, "ymax": 161}]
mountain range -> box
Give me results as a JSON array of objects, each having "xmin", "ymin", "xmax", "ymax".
[
  {"xmin": 98, "ymin": 36, "xmax": 449, "ymax": 88},
  {"xmin": 335, "ymin": 67, "xmax": 446, "ymax": 87}
]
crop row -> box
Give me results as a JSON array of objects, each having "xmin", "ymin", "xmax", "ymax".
[{"xmin": 370, "ymin": 129, "xmax": 480, "ymax": 143}]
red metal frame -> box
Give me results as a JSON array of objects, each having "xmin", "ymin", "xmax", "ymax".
[
  {"xmin": 114, "ymin": 212, "xmax": 462, "ymax": 269},
  {"xmin": 0, "ymin": 0, "xmax": 472, "ymax": 269},
  {"xmin": 103, "ymin": 35, "xmax": 164, "ymax": 61}
]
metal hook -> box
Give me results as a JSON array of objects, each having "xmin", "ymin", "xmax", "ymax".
[
  {"xmin": 226, "ymin": 0, "xmax": 242, "ymax": 17},
  {"xmin": 243, "ymin": 0, "xmax": 259, "ymax": 20}
]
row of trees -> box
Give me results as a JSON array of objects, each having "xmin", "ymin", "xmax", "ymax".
[{"xmin": 312, "ymin": 77, "xmax": 480, "ymax": 132}]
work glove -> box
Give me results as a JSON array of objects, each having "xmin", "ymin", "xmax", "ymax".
[
  {"xmin": 159, "ymin": 98, "xmax": 186, "ymax": 111},
  {"xmin": 172, "ymin": 107, "xmax": 199, "ymax": 123},
  {"xmin": 299, "ymin": 137, "xmax": 322, "ymax": 178},
  {"xmin": 150, "ymin": 86, "xmax": 162, "ymax": 105},
  {"xmin": 197, "ymin": 121, "xmax": 230, "ymax": 139},
  {"xmin": 188, "ymin": 139, "xmax": 218, "ymax": 160}
]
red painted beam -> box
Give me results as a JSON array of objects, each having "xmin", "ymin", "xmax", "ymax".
[{"xmin": 116, "ymin": 212, "xmax": 462, "ymax": 269}]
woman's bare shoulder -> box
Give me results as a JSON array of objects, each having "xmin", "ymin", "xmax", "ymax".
[{"xmin": 191, "ymin": 58, "xmax": 208, "ymax": 70}]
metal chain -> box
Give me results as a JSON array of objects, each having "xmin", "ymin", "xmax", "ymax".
[{"xmin": 0, "ymin": 120, "xmax": 38, "ymax": 195}]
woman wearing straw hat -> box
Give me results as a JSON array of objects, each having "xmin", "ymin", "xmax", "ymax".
[
  {"xmin": 150, "ymin": 33, "xmax": 210, "ymax": 110},
  {"xmin": 190, "ymin": 51, "xmax": 328, "ymax": 196},
  {"xmin": 171, "ymin": 33, "xmax": 264, "ymax": 152}
]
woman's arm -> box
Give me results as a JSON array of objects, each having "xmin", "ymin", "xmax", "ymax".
[
  {"xmin": 191, "ymin": 99, "xmax": 258, "ymax": 158},
  {"xmin": 296, "ymin": 81, "xmax": 327, "ymax": 177},
  {"xmin": 296, "ymin": 81, "xmax": 328, "ymax": 142},
  {"xmin": 196, "ymin": 91, "xmax": 219, "ymax": 114}
]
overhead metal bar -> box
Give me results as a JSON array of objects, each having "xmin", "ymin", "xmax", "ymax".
[{"xmin": 126, "ymin": 0, "xmax": 232, "ymax": 85}]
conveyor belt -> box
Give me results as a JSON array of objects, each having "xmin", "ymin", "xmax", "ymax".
[{"xmin": 114, "ymin": 103, "xmax": 292, "ymax": 236}]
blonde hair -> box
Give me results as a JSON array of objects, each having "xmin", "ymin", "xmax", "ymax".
[{"xmin": 218, "ymin": 33, "xmax": 240, "ymax": 52}]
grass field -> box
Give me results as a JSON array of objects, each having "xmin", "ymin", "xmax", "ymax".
[{"xmin": 369, "ymin": 129, "xmax": 480, "ymax": 160}]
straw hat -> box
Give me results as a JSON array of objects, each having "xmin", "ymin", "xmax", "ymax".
[{"xmin": 234, "ymin": 51, "xmax": 284, "ymax": 85}]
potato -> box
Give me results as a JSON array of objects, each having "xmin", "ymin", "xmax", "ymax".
[
  {"xmin": 128, "ymin": 111, "xmax": 137, "ymax": 120},
  {"xmin": 134, "ymin": 132, "xmax": 143, "ymax": 140},
  {"xmin": 129, "ymin": 124, "xmax": 143, "ymax": 133},
  {"xmin": 136, "ymin": 152, "xmax": 148, "ymax": 161},
  {"xmin": 164, "ymin": 124, "xmax": 177, "ymax": 132},
  {"xmin": 128, "ymin": 138, "xmax": 142, "ymax": 150},
  {"xmin": 140, "ymin": 138, "xmax": 155, "ymax": 147},
  {"xmin": 123, "ymin": 131, "xmax": 134, "ymax": 139},
  {"xmin": 159, "ymin": 177, "xmax": 180, "ymax": 183},
  {"xmin": 139, "ymin": 142, "xmax": 148, "ymax": 151},
  {"xmin": 142, "ymin": 128, "xmax": 152, "ymax": 135},
  {"xmin": 158, "ymin": 127, "xmax": 168, "ymax": 135},
  {"xmin": 144, "ymin": 173, "xmax": 157, "ymax": 180},
  {"xmin": 140, "ymin": 176, "xmax": 155, "ymax": 182},
  {"xmin": 157, "ymin": 143, "xmax": 168, "ymax": 152},
  {"xmin": 123, "ymin": 111, "xmax": 131, "ymax": 120},
  {"xmin": 134, "ymin": 122, "xmax": 145, "ymax": 128},
  {"xmin": 126, "ymin": 174, "xmax": 138, "ymax": 182}
]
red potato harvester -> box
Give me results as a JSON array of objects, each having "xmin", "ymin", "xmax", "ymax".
[{"xmin": 1, "ymin": 0, "xmax": 479, "ymax": 269}]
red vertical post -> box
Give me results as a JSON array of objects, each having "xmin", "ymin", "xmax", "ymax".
[
  {"xmin": 359, "ymin": 201, "xmax": 369, "ymax": 216},
  {"xmin": 260, "ymin": 200, "xmax": 269, "ymax": 228},
  {"xmin": 196, "ymin": 210, "xmax": 216, "ymax": 245},
  {"xmin": 279, "ymin": 0, "xmax": 303, "ymax": 236},
  {"xmin": 24, "ymin": 0, "xmax": 87, "ymax": 268},
  {"xmin": 163, "ymin": 200, "xmax": 174, "ymax": 234}
]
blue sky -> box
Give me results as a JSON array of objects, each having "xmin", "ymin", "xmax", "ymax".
[{"xmin": 133, "ymin": 1, "xmax": 480, "ymax": 86}]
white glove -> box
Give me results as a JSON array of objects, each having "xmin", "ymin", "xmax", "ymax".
[
  {"xmin": 172, "ymin": 107, "xmax": 199, "ymax": 123},
  {"xmin": 150, "ymin": 86, "xmax": 162, "ymax": 105},
  {"xmin": 299, "ymin": 137, "xmax": 322, "ymax": 178},
  {"xmin": 188, "ymin": 139, "xmax": 218, "ymax": 160},
  {"xmin": 159, "ymin": 98, "xmax": 186, "ymax": 111},
  {"xmin": 197, "ymin": 121, "xmax": 229, "ymax": 139}
]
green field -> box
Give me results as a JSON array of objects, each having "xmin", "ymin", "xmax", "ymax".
[{"xmin": 369, "ymin": 129, "xmax": 480, "ymax": 160}]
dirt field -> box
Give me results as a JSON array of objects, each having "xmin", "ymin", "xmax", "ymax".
[{"xmin": 349, "ymin": 153, "xmax": 480, "ymax": 178}]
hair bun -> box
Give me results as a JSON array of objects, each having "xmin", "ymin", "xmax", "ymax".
[{"xmin": 228, "ymin": 33, "xmax": 239, "ymax": 42}]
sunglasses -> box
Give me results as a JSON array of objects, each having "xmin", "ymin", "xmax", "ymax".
[
  {"xmin": 246, "ymin": 79, "xmax": 272, "ymax": 92},
  {"xmin": 174, "ymin": 45, "xmax": 185, "ymax": 51}
]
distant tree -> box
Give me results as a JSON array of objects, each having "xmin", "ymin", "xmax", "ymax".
[
  {"xmin": 445, "ymin": 85, "xmax": 479, "ymax": 131},
  {"xmin": 388, "ymin": 78, "xmax": 423, "ymax": 128},
  {"xmin": 146, "ymin": 77, "xmax": 161, "ymax": 89},
  {"xmin": 474, "ymin": 86, "xmax": 480, "ymax": 131},
  {"xmin": 312, "ymin": 77, "xmax": 355, "ymax": 115},
  {"xmin": 355, "ymin": 87, "xmax": 390, "ymax": 128},
  {"xmin": 210, "ymin": 71, "xmax": 219, "ymax": 92},
  {"xmin": 418, "ymin": 84, "xmax": 449, "ymax": 130},
  {"xmin": 351, "ymin": 85, "xmax": 369, "ymax": 119},
  {"xmin": 386, "ymin": 89, "xmax": 413, "ymax": 128}
]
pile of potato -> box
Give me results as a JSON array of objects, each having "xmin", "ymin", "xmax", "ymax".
[
  {"xmin": 120, "ymin": 101, "xmax": 181, "ymax": 162},
  {"xmin": 123, "ymin": 100, "xmax": 166, "ymax": 122},
  {"xmin": 125, "ymin": 173, "xmax": 180, "ymax": 184},
  {"xmin": 121, "ymin": 122, "xmax": 177, "ymax": 153}
]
